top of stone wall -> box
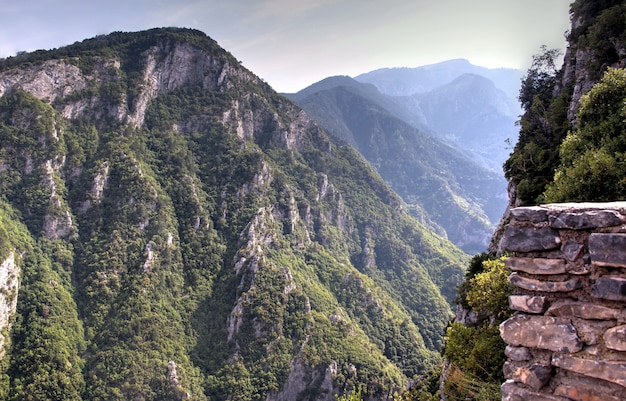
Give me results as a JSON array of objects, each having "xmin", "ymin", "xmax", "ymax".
[{"xmin": 499, "ymin": 202, "xmax": 626, "ymax": 253}]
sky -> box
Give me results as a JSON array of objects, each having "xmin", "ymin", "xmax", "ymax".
[{"xmin": 0, "ymin": 0, "xmax": 572, "ymax": 92}]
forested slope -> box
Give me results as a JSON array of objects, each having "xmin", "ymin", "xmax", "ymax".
[{"xmin": 0, "ymin": 28, "xmax": 468, "ymax": 400}]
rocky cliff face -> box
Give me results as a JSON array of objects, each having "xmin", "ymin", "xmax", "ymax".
[
  {"xmin": 0, "ymin": 28, "xmax": 467, "ymax": 400},
  {"xmin": 0, "ymin": 252, "xmax": 18, "ymax": 357}
]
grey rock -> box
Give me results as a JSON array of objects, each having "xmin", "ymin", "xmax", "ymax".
[
  {"xmin": 510, "ymin": 206, "xmax": 549, "ymax": 223},
  {"xmin": 550, "ymin": 210, "xmax": 623, "ymax": 230},
  {"xmin": 589, "ymin": 233, "xmax": 626, "ymax": 268},
  {"xmin": 552, "ymin": 354, "xmax": 626, "ymax": 389},
  {"xmin": 506, "ymin": 257, "xmax": 567, "ymax": 275},
  {"xmin": 501, "ymin": 380, "xmax": 569, "ymax": 401},
  {"xmin": 547, "ymin": 300, "xmax": 626, "ymax": 321},
  {"xmin": 503, "ymin": 362, "xmax": 552, "ymax": 391},
  {"xmin": 505, "ymin": 345, "xmax": 532, "ymax": 361},
  {"xmin": 604, "ymin": 325, "xmax": 626, "ymax": 351},
  {"xmin": 509, "ymin": 295, "xmax": 549, "ymax": 314},
  {"xmin": 509, "ymin": 273, "xmax": 583, "ymax": 293},
  {"xmin": 591, "ymin": 276, "xmax": 626, "ymax": 301},
  {"xmin": 499, "ymin": 314, "xmax": 582, "ymax": 353},
  {"xmin": 561, "ymin": 242, "xmax": 584, "ymax": 262},
  {"xmin": 500, "ymin": 225, "xmax": 561, "ymax": 252}
]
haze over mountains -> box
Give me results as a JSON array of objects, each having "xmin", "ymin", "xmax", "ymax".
[{"xmin": 286, "ymin": 60, "xmax": 522, "ymax": 253}]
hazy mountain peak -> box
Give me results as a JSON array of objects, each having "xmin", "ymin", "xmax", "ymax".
[{"xmin": 355, "ymin": 59, "xmax": 522, "ymax": 98}]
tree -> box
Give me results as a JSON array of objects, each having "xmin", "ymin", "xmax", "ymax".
[
  {"xmin": 544, "ymin": 67, "xmax": 626, "ymax": 202},
  {"xmin": 504, "ymin": 46, "xmax": 569, "ymax": 205}
]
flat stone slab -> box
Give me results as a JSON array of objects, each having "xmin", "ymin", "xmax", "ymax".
[
  {"xmin": 500, "ymin": 314, "xmax": 582, "ymax": 353},
  {"xmin": 510, "ymin": 206, "xmax": 549, "ymax": 223},
  {"xmin": 547, "ymin": 300, "xmax": 626, "ymax": 321},
  {"xmin": 509, "ymin": 273, "xmax": 583, "ymax": 293},
  {"xmin": 503, "ymin": 362, "xmax": 552, "ymax": 391},
  {"xmin": 506, "ymin": 257, "xmax": 567, "ymax": 275},
  {"xmin": 589, "ymin": 233, "xmax": 626, "ymax": 268},
  {"xmin": 509, "ymin": 295, "xmax": 549, "ymax": 314},
  {"xmin": 554, "ymin": 382, "xmax": 623, "ymax": 401},
  {"xmin": 550, "ymin": 210, "xmax": 624, "ymax": 230},
  {"xmin": 591, "ymin": 276, "xmax": 626, "ymax": 301},
  {"xmin": 500, "ymin": 226, "xmax": 561, "ymax": 252},
  {"xmin": 501, "ymin": 380, "xmax": 569, "ymax": 401},
  {"xmin": 552, "ymin": 354, "xmax": 626, "ymax": 389}
]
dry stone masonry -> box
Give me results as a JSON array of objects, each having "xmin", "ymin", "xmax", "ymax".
[{"xmin": 498, "ymin": 202, "xmax": 626, "ymax": 401}]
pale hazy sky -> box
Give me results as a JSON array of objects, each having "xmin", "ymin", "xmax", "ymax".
[{"xmin": 0, "ymin": 0, "xmax": 572, "ymax": 92}]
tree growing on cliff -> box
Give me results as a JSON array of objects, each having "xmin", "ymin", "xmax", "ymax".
[
  {"xmin": 503, "ymin": 46, "xmax": 567, "ymax": 205},
  {"xmin": 544, "ymin": 67, "xmax": 626, "ymax": 202}
]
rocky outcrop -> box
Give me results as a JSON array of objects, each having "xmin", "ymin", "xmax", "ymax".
[
  {"xmin": 497, "ymin": 202, "xmax": 626, "ymax": 400},
  {"xmin": 0, "ymin": 251, "xmax": 19, "ymax": 357}
]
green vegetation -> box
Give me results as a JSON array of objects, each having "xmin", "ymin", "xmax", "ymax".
[
  {"xmin": 503, "ymin": 46, "xmax": 567, "ymax": 205},
  {"xmin": 545, "ymin": 67, "xmax": 626, "ymax": 202},
  {"xmin": 505, "ymin": 0, "xmax": 626, "ymax": 205},
  {"xmin": 441, "ymin": 256, "xmax": 511, "ymax": 401},
  {"xmin": 0, "ymin": 28, "xmax": 468, "ymax": 400}
]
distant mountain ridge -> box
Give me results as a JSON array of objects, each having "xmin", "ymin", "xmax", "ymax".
[
  {"xmin": 286, "ymin": 60, "xmax": 519, "ymax": 252},
  {"xmin": 355, "ymin": 58, "xmax": 523, "ymax": 100}
]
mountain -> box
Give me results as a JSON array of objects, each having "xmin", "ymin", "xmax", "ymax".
[
  {"xmin": 355, "ymin": 58, "xmax": 523, "ymax": 101},
  {"xmin": 0, "ymin": 28, "xmax": 468, "ymax": 400},
  {"xmin": 411, "ymin": 73, "xmax": 520, "ymax": 172},
  {"xmin": 286, "ymin": 77, "xmax": 507, "ymax": 254}
]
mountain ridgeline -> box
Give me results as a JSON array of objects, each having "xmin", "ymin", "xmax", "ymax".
[
  {"xmin": 0, "ymin": 28, "xmax": 469, "ymax": 400},
  {"xmin": 285, "ymin": 64, "xmax": 519, "ymax": 253}
]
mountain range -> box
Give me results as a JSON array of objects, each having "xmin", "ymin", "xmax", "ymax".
[
  {"xmin": 0, "ymin": 28, "xmax": 469, "ymax": 400},
  {"xmin": 285, "ymin": 61, "xmax": 522, "ymax": 253}
]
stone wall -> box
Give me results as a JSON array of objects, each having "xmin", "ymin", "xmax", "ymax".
[{"xmin": 497, "ymin": 202, "xmax": 626, "ymax": 401}]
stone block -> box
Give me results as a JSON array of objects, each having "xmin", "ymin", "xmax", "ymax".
[
  {"xmin": 605, "ymin": 324, "xmax": 626, "ymax": 351},
  {"xmin": 500, "ymin": 225, "xmax": 561, "ymax": 252},
  {"xmin": 510, "ymin": 206, "xmax": 549, "ymax": 223},
  {"xmin": 509, "ymin": 295, "xmax": 549, "ymax": 314},
  {"xmin": 501, "ymin": 380, "xmax": 569, "ymax": 401},
  {"xmin": 552, "ymin": 354, "xmax": 626, "ymax": 389},
  {"xmin": 561, "ymin": 242, "xmax": 584, "ymax": 262},
  {"xmin": 509, "ymin": 273, "xmax": 583, "ymax": 293},
  {"xmin": 591, "ymin": 276, "xmax": 626, "ymax": 301},
  {"xmin": 500, "ymin": 314, "xmax": 582, "ymax": 353},
  {"xmin": 503, "ymin": 361, "xmax": 552, "ymax": 391},
  {"xmin": 506, "ymin": 257, "xmax": 567, "ymax": 275},
  {"xmin": 550, "ymin": 210, "xmax": 623, "ymax": 230},
  {"xmin": 547, "ymin": 300, "xmax": 626, "ymax": 321},
  {"xmin": 572, "ymin": 318, "xmax": 615, "ymax": 345},
  {"xmin": 505, "ymin": 345, "xmax": 532, "ymax": 361},
  {"xmin": 554, "ymin": 383, "xmax": 623, "ymax": 401},
  {"xmin": 589, "ymin": 233, "xmax": 626, "ymax": 268}
]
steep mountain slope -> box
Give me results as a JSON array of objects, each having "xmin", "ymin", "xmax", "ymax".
[
  {"xmin": 0, "ymin": 28, "xmax": 468, "ymax": 400},
  {"xmin": 287, "ymin": 79, "xmax": 506, "ymax": 253}
]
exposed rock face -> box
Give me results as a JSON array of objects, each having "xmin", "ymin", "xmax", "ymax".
[
  {"xmin": 497, "ymin": 202, "xmax": 626, "ymax": 400},
  {"xmin": 0, "ymin": 252, "xmax": 18, "ymax": 357}
]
